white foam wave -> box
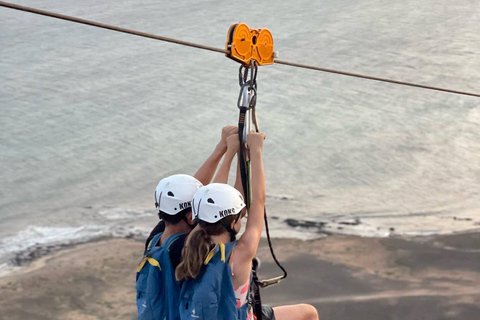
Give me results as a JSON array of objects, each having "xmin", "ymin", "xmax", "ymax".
[
  {"xmin": 0, "ymin": 225, "xmax": 108, "ymax": 256},
  {"xmin": 0, "ymin": 207, "xmax": 160, "ymax": 270},
  {"xmin": 0, "ymin": 262, "xmax": 14, "ymax": 278},
  {"xmin": 0, "ymin": 221, "xmax": 157, "ymax": 278},
  {"xmin": 97, "ymin": 207, "xmax": 155, "ymax": 220}
]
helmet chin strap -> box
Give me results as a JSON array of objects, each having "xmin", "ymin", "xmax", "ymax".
[
  {"xmin": 220, "ymin": 214, "xmax": 241, "ymax": 242},
  {"xmin": 227, "ymin": 226, "xmax": 237, "ymax": 242}
]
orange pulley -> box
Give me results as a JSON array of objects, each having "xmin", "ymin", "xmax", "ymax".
[{"xmin": 226, "ymin": 23, "xmax": 275, "ymax": 67}]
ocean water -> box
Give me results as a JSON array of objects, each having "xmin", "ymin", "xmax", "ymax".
[{"xmin": 1, "ymin": 0, "xmax": 479, "ymax": 274}]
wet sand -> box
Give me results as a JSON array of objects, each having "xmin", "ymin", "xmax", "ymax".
[{"xmin": 1, "ymin": 232, "xmax": 480, "ymax": 320}]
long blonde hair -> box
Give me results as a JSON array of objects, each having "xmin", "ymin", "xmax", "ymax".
[{"xmin": 175, "ymin": 216, "xmax": 237, "ymax": 281}]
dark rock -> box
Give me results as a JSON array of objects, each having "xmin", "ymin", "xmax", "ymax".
[
  {"xmin": 339, "ymin": 218, "xmax": 361, "ymax": 226},
  {"xmin": 453, "ymin": 217, "xmax": 472, "ymax": 221},
  {"xmin": 285, "ymin": 219, "xmax": 326, "ymax": 229}
]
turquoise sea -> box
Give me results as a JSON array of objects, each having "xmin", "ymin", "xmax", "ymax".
[{"xmin": 1, "ymin": 0, "xmax": 479, "ymax": 275}]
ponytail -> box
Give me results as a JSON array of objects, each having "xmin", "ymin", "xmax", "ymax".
[
  {"xmin": 175, "ymin": 214, "xmax": 240, "ymax": 281},
  {"xmin": 176, "ymin": 227, "xmax": 214, "ymax": 281}
]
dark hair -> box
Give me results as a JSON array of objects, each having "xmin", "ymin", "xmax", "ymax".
[
  {"xmin": 158, "ymin": 208, "xmax": 191, "ymax": 225},
  {"xmin": 175, "ymin": 214, "xmax": 239, "ymax": 281}
]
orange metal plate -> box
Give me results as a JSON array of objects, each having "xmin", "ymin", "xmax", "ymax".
[{"xmin": 226, "ymin": 23, "xmax": 274, "ymax": 67}]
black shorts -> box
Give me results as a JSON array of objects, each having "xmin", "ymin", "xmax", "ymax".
[{"xmin": 262, "ymin": 305, "xmax": 275, "ymax": 320}]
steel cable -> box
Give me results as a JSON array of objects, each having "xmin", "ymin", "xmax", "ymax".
[
  {"xmin": 0, "ymin": 1, "xmax": 228, "ymax": 54},
  {"xmin": 1, "ymin": 1, "xmax": 479, "ymax": 98}
]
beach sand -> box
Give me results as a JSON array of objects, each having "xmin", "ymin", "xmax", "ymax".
[{"xmin": 1, "ymin": 232, "xmax": 480, "ymax": 320}]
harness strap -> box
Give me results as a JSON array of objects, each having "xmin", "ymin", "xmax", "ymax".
[
  {"xmin": 137, "ymin": 232, "xmax": 185, "ymax": 272},
  {"xmin": 204, "ymin": 243, "xmax": 226, "ymax": 265},
  {"xmin": 137, "ymin": 256, "xmax": 162, "ymax": 272},
  {"xmin": 146, "ymin": 232, "xmax": 162, "ymax": 251},
  {"xmin": 251, "ymin": 258, "xmax": 263, "ymax": 320},
  {"xmin": 238, "ymin": 107, "xmax": 250, "ymax": 208}
]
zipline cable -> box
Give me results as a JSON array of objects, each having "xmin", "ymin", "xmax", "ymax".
[
  {"xmin": 0, "ymin": 1, "xmax": 227, "ymax": 55},
  {"xmin": 1, "ymin": 1, "xmax": 479, "ymax": 98},
  {"xmin": 274, "ymin": 59, "xmax": 479, "ymax": 97}
]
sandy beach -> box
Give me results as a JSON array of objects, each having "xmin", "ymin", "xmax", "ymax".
[{"xmin": 1, "ymin": 232, "xmax": 480, "ymax": 320}]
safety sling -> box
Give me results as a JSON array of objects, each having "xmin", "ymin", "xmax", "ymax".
[{"xmin": 232, "ymin": 56, "xmax": 287, "ymax": 320}]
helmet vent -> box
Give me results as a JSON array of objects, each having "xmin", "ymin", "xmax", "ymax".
[
  {"xmin": 167, "ymin": 191, "xmax": 175, "ymax": 197},
  {"xmin": 207, "ymin": 198, "xmax": 215, "ymax": 204}
]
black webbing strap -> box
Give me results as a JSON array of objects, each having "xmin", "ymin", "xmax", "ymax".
[
  {"xmin": 236, "ymin": 63, "xmax": 287, "ymax": 320},
  {"xmin": 260, "ymin": 206, "xmax": 288, "ymax": 287},
  {"xmin": 251, "ymin": 258, "xmax": 263, "ymax": 320},
  {"xmin": 237, "ymin": 107, "xmax": 250, "ymax": 208}
]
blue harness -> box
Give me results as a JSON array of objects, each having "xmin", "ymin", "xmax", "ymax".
[
  {"xmin": 179, "ymin": 241, "xmax": 250, "ymax": 320},
  {"xmin": 136, "ymin": 232, "xmax": 185, "ymax": 320}
]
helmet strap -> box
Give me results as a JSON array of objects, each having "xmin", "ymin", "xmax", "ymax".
[
  {"xmin": 220, "ymin": 215, "xmax": 240, "ymax": 242},
  {"xmin": 224, "ymin": 224, "xmax": 237, "ymax": 242}
]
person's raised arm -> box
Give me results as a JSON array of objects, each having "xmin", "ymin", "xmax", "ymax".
[
  {"xmin": 213, "ymin": 134, "xmax": 239, "ymax": 184},
  {"xmin": 193, "ymin": 126, "xmax": 237, "ymax": 185}
]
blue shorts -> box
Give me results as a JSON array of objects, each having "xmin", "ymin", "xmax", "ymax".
[{"xmin": 262, "ymin": 305, "xmax": 275, "ymax": 320}]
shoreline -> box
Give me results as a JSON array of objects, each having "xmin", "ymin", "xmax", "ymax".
[
  {"xmin": 2, "ymin": 214, "xmax": 480, "ymax": 279},
  {"xmin": 1, "ymin": 232, "xmax": 480, "ymax": 319},
  {"xmin": 3, "ymin": 225, "xmax": 480, "ymax": 279}
]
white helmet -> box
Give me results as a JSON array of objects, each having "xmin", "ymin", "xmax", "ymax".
[
  {"xmin": 192, "ymin": 183, "xmax": 246, "ymax": 223},
  {"xmin": 155, "ymin": 174, "xmax": 203, "ymax": 215}
]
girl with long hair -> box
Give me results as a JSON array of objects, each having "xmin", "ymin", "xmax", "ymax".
[{"xmin": 176, "ymin": 132, "xmax": 319, "ymax": 320}]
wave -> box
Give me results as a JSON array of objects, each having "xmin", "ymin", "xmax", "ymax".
[
  {"xmin": 0, "ymin": 206, "xmax": 158, "ymax": 277},
  {"xmin": 1, "ymin": 206, "xmax": 479, "ymax": 277},
  {"xmin": 282, "ymin": 212, "xmax": 480, "ymax": 239},
  {"xmin": 97, "ymin": 207, "xmax": 156, "ymax": 220}
]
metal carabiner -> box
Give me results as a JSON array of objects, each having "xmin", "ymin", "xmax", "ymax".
[
  {"xmin": 249, "ymin": 61, "xmax": 258, "ymax": 89},
  {"xmin": 239, "ymin": 65, "xmax": 249, "ymax": 86},
  {"xmin": 237, "ymin": 84, "xmax": 257, "ymax": 148},
  {"xmin": 237, "ymin": 83, "xmax": 256, "ymax": 109},
  {"xmin": 237, "ymin": 61, "xmax": 259, "ymax": 148}
]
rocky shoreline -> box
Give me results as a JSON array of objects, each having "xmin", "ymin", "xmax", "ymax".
[{"xmin": 1, "ymin": 231, "xmax": 480, "ymax": 319}]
